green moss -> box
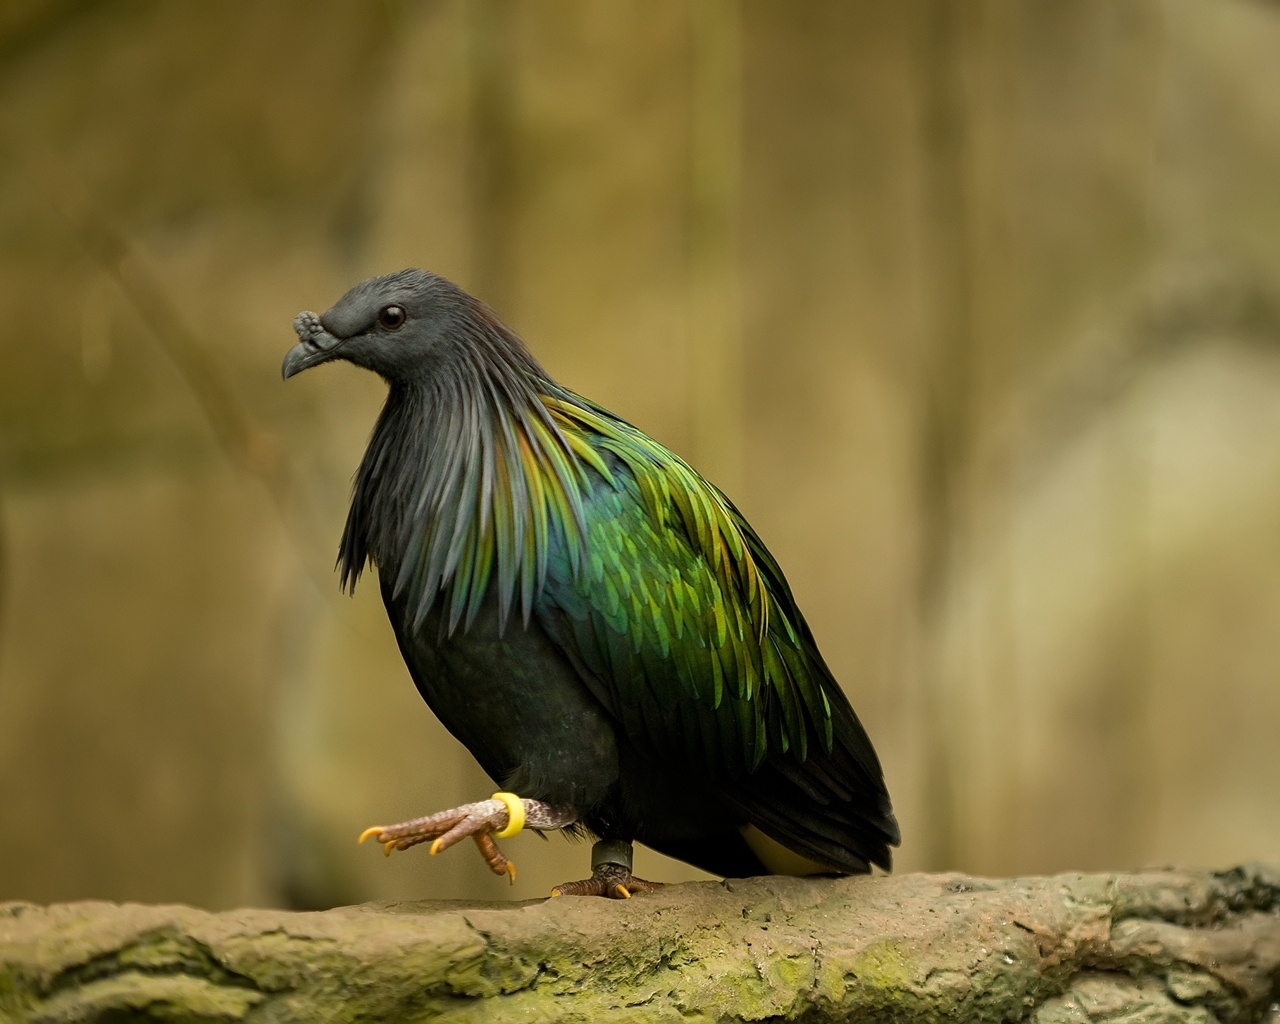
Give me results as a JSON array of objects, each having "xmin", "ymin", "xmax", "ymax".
[
  {"xmin": 30, "ymin": 972, "xmax": 263, "ymax": 1023},
  {"xmin": 0, "ymin": 964, "xmax": 31, "ymax": 1019},
  {"xmin": 847, "ymin": 939, "xmax": 919, "ymax": 991}
]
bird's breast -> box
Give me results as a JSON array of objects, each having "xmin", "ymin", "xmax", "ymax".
[{"xmin": 378, "ymin": 575, "xmax": 622, "ymax": 811}]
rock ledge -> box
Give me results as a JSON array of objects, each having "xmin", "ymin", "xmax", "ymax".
[{"xmin": 2, "ymin": 867, "xmax": 1278, "ymax": 1022}]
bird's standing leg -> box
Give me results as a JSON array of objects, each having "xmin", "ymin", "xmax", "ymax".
[
  {"xmin": 550, "ymin": 840, "xmax": 664, "ymax": 900},
  {"xmin": 359, "ymin": 794, "xmax": 575, "ymax": 883}
]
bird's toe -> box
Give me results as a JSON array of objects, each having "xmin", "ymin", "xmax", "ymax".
[
  {"xmin": 357, "ymin": 796, "xmax": 577, "ymax": 884},
  {"xmin": 549, "ymin": 861, "xmax": 663, "ymax": 900}
]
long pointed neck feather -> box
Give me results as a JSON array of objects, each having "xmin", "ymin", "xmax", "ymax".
[{"xmin": 338, "ymin": 311, "xmax": 590, "ymax": 636}]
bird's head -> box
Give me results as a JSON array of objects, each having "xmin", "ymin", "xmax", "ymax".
[{"xmin": 282, "ymin": 269, "xmax": 468, "ymax": 384}]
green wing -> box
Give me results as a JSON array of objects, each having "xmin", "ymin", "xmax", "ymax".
[{"xmin": 535, "ymin": 392, "xmax": 840, "ymax": 778}]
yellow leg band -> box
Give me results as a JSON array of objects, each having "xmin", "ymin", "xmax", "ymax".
[{"xmin": 492, "ymin": 792, "xmax": 525, "ymax": 839}]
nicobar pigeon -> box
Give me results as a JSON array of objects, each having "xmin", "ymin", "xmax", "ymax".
[{"xmin": 282, "ymin": 269, "xmax": 899, "ymax": 898}]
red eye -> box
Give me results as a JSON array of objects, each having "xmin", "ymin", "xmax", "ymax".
[{"xmin": 378, "ymin": 305, "xmax": 406, "ymax": 330}]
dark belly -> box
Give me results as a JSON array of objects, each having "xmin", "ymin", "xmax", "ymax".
[
  {"xmin": 380, "ymin": 578, "xmax": 767, "ymax": 877},
  {"xmin": 381, "ymin": 577, "xmax": 622, "ymax": 810}
]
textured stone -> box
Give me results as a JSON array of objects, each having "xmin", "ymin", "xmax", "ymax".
[{"xmin": 1, "ymin": 866, "xmax": 1277, "ymax": 1023}]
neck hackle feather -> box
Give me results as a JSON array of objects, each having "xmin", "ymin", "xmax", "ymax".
[
  {"xmin": 337, "ymin": 293, "xmax": 769, "ymax": 663},
  {"xmin": 338, "ymin": 299, "xmax": 596, "ymax": 637}
]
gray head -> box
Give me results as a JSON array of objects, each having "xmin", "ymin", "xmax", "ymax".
[
  {"xmin": 284, "ymin": 269, "xmax": 578, "ymax": 629},
  {"xmin": 282, "ymin": 269, "xmax": 535, "ymax": 386}
]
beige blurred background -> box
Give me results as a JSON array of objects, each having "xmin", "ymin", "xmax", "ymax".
[{"xmin": 1, "ymin": 0, "xmax": 1278, "ymax": 910}]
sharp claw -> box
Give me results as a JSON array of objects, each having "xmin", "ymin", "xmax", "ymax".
[
  {"xmin": 549, "ymin": 863, "xmax": 659, "ymax": 899},
  {"xmin": 429, "ymin": 838, "xmax": 443, "ymax": 856},
  {"xmin": 358, "ymin": 827, "xmax": 383, "ymax": 845},
  {"xmin": 506, "ymin": 861, "xmax": 517, "ymax": 885},
  {"xmin": 382, "ymin": 840, "xmax": 396, "ymax": 857}
]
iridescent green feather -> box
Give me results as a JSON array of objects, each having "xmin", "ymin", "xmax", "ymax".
[
  {"xmin": 404, "ymin": 374, "xmax": 838, "ymax": 772},
  {"xmin": 533, "ymin": 390, "xmax": 836, "ymax": 772}
]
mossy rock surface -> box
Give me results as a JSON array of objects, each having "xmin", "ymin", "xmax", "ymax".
[{"xmin": 2, "ymin": 867, "xmax": 1278, "ymax": 1023}]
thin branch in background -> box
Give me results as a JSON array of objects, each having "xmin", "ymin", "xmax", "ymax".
[
  {"xmin": 0, "ymin": 485, "xmax": 7, "ymax": 664},
  {"xmin": 0, "ymin": 0, "xmax": 113, "ymax": 78},
  {"xmin": 41, "ymin": 162, "xmax": 341, "ymax": 603},
  {"xmin": 687, "ymin": 0, "xmax": 745, "ymax": 500},
  {"xmin": 915, "ymin": 0, "xmax": 977, "ymax": 873}
]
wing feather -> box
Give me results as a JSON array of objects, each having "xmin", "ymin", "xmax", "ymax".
[{"xmin": 532, "ymin": 392, "xmax": 895, "ymax": 870}]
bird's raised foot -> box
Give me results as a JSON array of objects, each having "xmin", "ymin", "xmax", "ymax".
[
  {"xmin": 358, "ymin": 794, "xmax": 576, "ymax": 884},
  {"xmin": 549, "ymin": 839, "xmax": 664, "ymax": 899}
]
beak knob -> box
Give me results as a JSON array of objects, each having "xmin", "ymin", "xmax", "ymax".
[{"xmin": 282, "ymin": 310, "xmax": 340, "ymax": 379}]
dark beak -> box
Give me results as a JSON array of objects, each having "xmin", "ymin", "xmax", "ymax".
[
  {"xmin": 282, "ymin": 309, "xmax": 344, "ymax": 379},
  {"xmin": 281, "ymin": 339, "xmax": 339, "ymax": 379}
]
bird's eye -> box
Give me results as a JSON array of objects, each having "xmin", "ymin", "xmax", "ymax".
[{"xmin": 378, "ymin": 305, "xmax": 407, "ymax": 330}]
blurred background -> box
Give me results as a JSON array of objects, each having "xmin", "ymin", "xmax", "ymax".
[{"xmin": 1, "ymin": 0, "xmax": 1279, "ymax": 911}]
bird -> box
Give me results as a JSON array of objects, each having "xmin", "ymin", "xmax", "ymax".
[{"xmin": 282, "ymin": 269, "xmax": 899, "ymax": 898}]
